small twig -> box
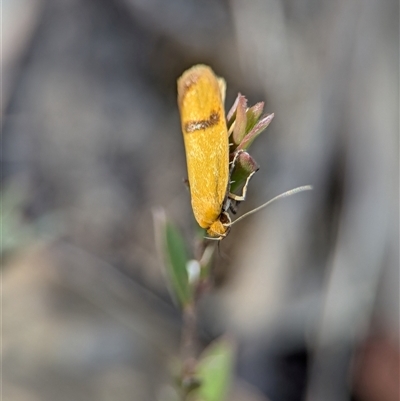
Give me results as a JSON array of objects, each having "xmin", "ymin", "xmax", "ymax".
[
  {"xmin": 180, "ymin": 301, "xmax": 203, "ymax": 399},
  {"xmin": 181, "ymin": 303, "xmax": 197, "ymax": 361}
]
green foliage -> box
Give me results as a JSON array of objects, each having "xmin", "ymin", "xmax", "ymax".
[
  {"xmin": 226, "ymin": 94, "xmax": 274, "ymax": 199},
  {"xmin": 190, "ymin": 338, "xmax": 235, "ymax": 401},
  {"xmin": 227, "ymin": 93, "xmax": 273, "ymax": 153},
  {"xmin": 231, "ymin": 95, "xmax": 248, "ymax": 146},
  {"xmin": 245, "ymin": 102, "xmax": 265, "ymax": 134},
  {"xmin": 237, "ymin": 113, "xmax": 274, "ymax": 151},
  {"xmin": 160, "ymin": 218, "xmax": 192, "ymax": 307},
  {"xmin": 229, "ymin": 151, "xmax": 259, "ymax": 195}
]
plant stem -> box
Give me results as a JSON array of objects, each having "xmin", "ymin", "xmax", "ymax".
[
  {"xmin": 180, "ymin": 302, "xmax": 199, "ymax": 399},
  {"xmin": 181, "ymin": 302, "xmax": 197, "ymax": 368}
]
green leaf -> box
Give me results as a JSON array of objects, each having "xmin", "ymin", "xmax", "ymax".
[
  {"xmin": 164, "ymin": 221, "xmax": 192, "ymax": 306},
  {"xmin": 154, "ymin": 210, "xmax": 192, "ymax": 307},
  {"xmin": 231, "ymin": 96, "xmax": 248, "ymax": 146},
  {"xmin": 229, "ymin": 152, "xmax": 259, "ymax": 195},
  {"xmin": 238, "ymin": 113, "xmax": 274, "ymax": 151},
  {"xmin": 245, "ymin": 102, "xmax": 264, "ymax": 133},
  {"xmin": 192, "ymin": 338, "xmax": 235, "ymax": 401}
]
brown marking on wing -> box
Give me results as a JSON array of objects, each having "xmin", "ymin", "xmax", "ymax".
[{"xmin": 184, "ymin": 111, "xmax": 220, "ymax": 133}]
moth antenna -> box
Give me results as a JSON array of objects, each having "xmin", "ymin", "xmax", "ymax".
[{"xmin": 229, "ymin": 185, "xmax": 313, "ymax": 226}]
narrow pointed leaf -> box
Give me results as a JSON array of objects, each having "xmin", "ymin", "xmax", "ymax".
[
  {"xmin": 245, "ymin": 101, "xmax": 264, "ymax": 132},
  {"xmin": 238, "ymin": 113, "xmax": 274, "ymax": 151},
  {"xmin": 192, "ymin": 338, "xmax": 235, "ymax": 401},
  {"xmin": 226, "ymin": 93, "xmax": 242, "ymax": 124},
  {"xmin": 154, "ymin": 211, "xmax": 192, "ymax": 307},
  {"xmin": 232, "ymin": 96, "xmax": 248, "ymax": 146}
]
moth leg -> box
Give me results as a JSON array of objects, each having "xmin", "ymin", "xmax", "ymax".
[
  {"xmin": 183, "ymin": 178, "xmax": 190, "ymax": 190},
  {"xmin": 229, "ymin": 199, "xmax": 239, "ymax": 214},
  {"xmin": 228, "ymin": 169, "xmax": 257, "ymax": 202},
  {"xmin": 228, "ymin": 150, "xmax": 244, "ymax": 176}
]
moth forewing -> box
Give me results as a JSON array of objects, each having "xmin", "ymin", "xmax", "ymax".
[{"xmin": 177, "ymin": 65, "xmax": 230, "ymax": 238}]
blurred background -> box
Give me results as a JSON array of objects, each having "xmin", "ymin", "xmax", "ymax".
[{"xmin": 2, "ymin": 0, "xmax": 398, "ymax": 400}]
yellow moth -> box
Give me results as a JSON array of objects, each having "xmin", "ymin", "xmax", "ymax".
[
  {"xmin": 177, "ymin": 64, "xmax": 312, "ymax": 240},
  {"xmin": 177, "ymin": 65, "xmax": 230, "ymax": 239}
]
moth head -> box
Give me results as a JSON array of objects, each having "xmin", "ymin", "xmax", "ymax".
[{"xmin": 206, "ymin": 212, "xmax": 231, "ymax": 240}]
